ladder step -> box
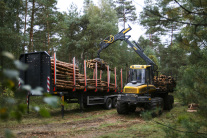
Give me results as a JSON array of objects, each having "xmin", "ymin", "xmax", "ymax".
[
  {"xmin": 87, "ymin": 96, "xmax": 105, "ymax": 105},
  {"xmin": 88, "ymin": 103, "xmax": 103, "ymax": 105},
  {"xmin": 89, "ymin": 98, "xmax": 104, "ymax": 100}
]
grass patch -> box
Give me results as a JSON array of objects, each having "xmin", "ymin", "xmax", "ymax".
[
  {"xmin": 99, "ymin": 122, "xmax": 119, "ymax": 129},
  {"xmin": 99, "ymin": 121, "xmax": 165, "ymax": 138},
  {"xmin": 1, "ymin": 97, "xmax": 207, "ymax": 138},
  {"xmin": 99, "ymin": 99, "xmax": 207, "ymax": 138}
]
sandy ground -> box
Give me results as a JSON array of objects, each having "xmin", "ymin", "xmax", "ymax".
[{"xmin": 0, "ymin": 107, "xmax": 145, "ymax": 138}]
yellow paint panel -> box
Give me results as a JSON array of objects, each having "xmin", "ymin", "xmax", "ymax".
[
  {"xmin": 123, "ymin": 28, "xmax": 130, "ymax": 34},
  {"xmin": 133, "ymin": 47, "xmax": 137, "ymax": 50},
  {"xmin": 130, "ymin": 65, "xmax": 151, "ymax": 69},
  {"xmin": 124, "ymin": 85, "xmax": 156, "ymax": 94},
  {"xmin": 124, "ymin": 87, "xmax": 138, "ymax": 93}
]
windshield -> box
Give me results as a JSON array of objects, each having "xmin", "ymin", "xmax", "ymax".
[{"xmin": 129, "ymin": 69, "xmax": 145, "ymax": 83}]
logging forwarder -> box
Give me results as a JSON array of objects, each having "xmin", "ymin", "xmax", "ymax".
[{"xmin": 96, "ymin": 26, "xmax": 174, "ymax": 116}]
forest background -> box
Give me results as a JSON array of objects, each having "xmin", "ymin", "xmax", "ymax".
[{"xmin": 0, "ymin": 0, "xmax": 207, "ymax": 136}]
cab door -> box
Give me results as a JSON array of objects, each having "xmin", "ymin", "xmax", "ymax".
[{"xmin": 145, "ymin": 67, "xmax": 152, "ymax": 84}]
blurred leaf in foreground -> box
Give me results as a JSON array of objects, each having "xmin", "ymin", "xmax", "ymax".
[{"xmin": 44, "ymin": 96, "xmax": 59, "ymax": 108}]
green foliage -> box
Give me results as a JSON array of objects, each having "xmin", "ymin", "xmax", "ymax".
[
  {"xmin": 1, "ymin": 88, "xmax": 14, "ymax": 97},
  {"xmin": 177, "ymin": 114, "xmax": 190, "ymax": 124},
  {"xmin": 144, "ymin": 46, "xmax": 159, "ymax": 66},
  {"xmin": 115, "ymin": 0, "xmax": 137, "ymax": 28},
  {"xmin": 0, "ymin": 52, "xmax": 58, "ymax": 123},
  {"xmin": 140, "ymin": 111, "xmax": 152, "ymax": 121},
  {"xmin": 176, "ymin": 48, "xmax": 207, "ymax": 117},
  {"xmin": 136, "ymin": 36, "xmax": 160, "ymax": 70},
  {"xmin": 162, "ymin": 123, "xmax": 180, "ymax": 138},
  {"xmin": 57, "ymin": 0, "xmax": 119, "ymax": 59},
  {"xmin": 139, "ymin": 0, "xmax": 207, "ymax": 137},
  {"xmin": 0, "ymin": 52, "xmax": 28, "ymax": 122},
  {"xmin": 57, "ymin": 0, "xmax": 121, "ymax": 78},
  {"xmin": 174, "ymin": 114, "xmax": 205, "ymax": 138},
  {"xmin": 4, "ymin": 129, "xmax": 15, "ymax": 138},
  {"xmin": 28, "ymin": 0, "xmax": 59, "ymax": 53},
  {"xmin": 39, "ymin": 108, "xmax": 51, "ymax": 118},
  {"xmin": 158, "ymin": 43, "xmax": 188, "ymax": 77},
  {"xmin": 0, "ymin": 0, "xmax": 24, "ymax": 59}
]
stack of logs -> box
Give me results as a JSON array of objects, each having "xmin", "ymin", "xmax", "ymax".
[
  {"xmin": 51, "ymin": 59, "xmax": 116, "ymax": 91},
  {"xmin": 86, "ymin": 59, "xmax": 113, "ymax": 71},
  {"xmin": 153, "ymin": 75, "xmax": 176, "ymax": 92}
]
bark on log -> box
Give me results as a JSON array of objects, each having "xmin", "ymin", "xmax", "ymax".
[{"xmin": 51, "ymin": 59, "xmax": 117, "ymax": 92}]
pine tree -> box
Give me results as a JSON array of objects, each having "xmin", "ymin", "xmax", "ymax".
[
  {"xmin": 83, "ymin": 0, "xmax": 93, "ymax": 13},
  {"xmin": 32, "ymin": 0, "xmax": 59, "ymax": 54},
  {"xmin": 28, "ymin": 0, "xmax": 35, "ymax": 52},
  {"xmin": 57, "ymin": 3, "xmax": 86, "ymax": 62},
  {"xmin": 0, "ymin": 0, "xmax": 24, "ymax": 59},
  {"xmin": 115, "ymin": 0, "xmax": 137, "ymax": 28},
  {"xmin": 139, "ymin": 0, "xmax": 207, "ymax": 135},
  {"xmin": 57, "ymin": 0, "xmax": 120, "ymax": 78}
]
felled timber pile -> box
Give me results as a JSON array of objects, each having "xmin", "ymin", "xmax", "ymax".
[
  {"xmin": 77, "ymin": 79, "xmax": 115, "ymax": 91},
  {"xmin": 86, "ymin": 59, "xmax": 113, "ymax": 71},
  {"xmin": 153, "ymin": 75, "xmax": 176, "ymax": 92},
  {"xmin": 51, "ymin": 59, "xmax": 85, "ymax": 90},
  {"xmin": 51, "ymin": 59, "xmax": 116, "ymax": 91},
  {"xmin": 187, "ymin": 103, "xmax": 199, "ymax": 112}
]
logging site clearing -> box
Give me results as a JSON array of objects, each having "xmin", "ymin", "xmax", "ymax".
[
  {"xmin": 1, "ymin": 0, "xmax": 207, "ymax": 137},
  {"xmin": 0, "ymin": 98, "xmax": 205, "ymax": 138}
]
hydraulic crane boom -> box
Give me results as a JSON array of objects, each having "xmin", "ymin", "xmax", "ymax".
[
  {"xmin": 97, "ymin": 26, "xmax": 131, "ymax": 58},
  {"xmin": 97, "ymin": 26, "xmax": 157, "ymax": 73}
]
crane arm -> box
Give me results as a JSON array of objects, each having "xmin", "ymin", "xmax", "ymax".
[
  {"xmin": 124, "ymin": 39, "xmax": 155, "ymax": 66},
  {"xmin": 97, "ymin": 26, "xmax": 157, "ymax": 72},
  {"xmin": 97, "ymin": 26, "xmax": 132, "ymax": 58},
  {"xmin": 124, "ymin": 38, "xmax": 158, "ymax": 72}
]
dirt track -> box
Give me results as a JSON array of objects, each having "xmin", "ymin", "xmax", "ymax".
[{"xmin": 1, "ymin": 107, "xmax": 146, "ymax": 138}]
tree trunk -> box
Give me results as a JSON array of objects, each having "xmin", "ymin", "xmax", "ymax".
[
  {"xmin": 47, "ymin": 14, "xmax": 50, "ymax": 54},
  {"xmin": 149, "ymin": 33, "xmax": 152, "ymax": 47},
  {"xmin": 29, "ymin": 0, "xmax": 35, "ymax": 52},
  {"xmin": 23, "ymin": 0, "xmax": 27, "ymax": 53},
  {"xmin": 16, "ymin": 4, "xmax": 21, "ymax": 57},
  {"xmin": 171, "ymin": 24, "xmax": 173, "ymax": 47},
  {"xmin": 80, "ymin": 50, "xmax": 86, "ymax": 74},
  {"xmin": 123, "ymin": 3, "xmax": 125, "ymax": 29}
]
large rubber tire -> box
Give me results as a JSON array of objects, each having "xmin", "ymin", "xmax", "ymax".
[
  {"xmin": 116, "ymin": 101, "xmax": 129, "ymax": 114},
  {"xmin": 112, "ymin": 97, "xmax": 117, "ymax": 108},
  {"xmin": 150, "ymin": 98, "xmax": 159, "ymax": 117},
  {"xmin": 150, "ymin": 97, "xmax": 163, "ymax": 117},
  {"xmin": 157, "ymin": 97, "xmax": 164, "ymax": 115},
  {"xmin": 104, "ymin": 98, "xmax": 112, "ymax": 110},
  {"xmin": 129, "ymin": 105, "xmax": 136, "ymax": 112},
  {"xmin": 170, "ymin": 95, "xmax": 174, "ymax": 104},
  {"xmin": 164, "ymin": 95, "xmax": 174, "ymax": 110}
]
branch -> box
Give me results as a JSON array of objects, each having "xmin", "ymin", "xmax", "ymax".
[
  {"xmin": 201, "ymin": 41, "xmax": 207, "ymax": 47},
  {"xmin": 148, "ymin": 9, "xmax": 207, "ymax": 26},
  {"xmin": 194, "ymin": 33, "xmax": 207, "ymax": 48},
  {"xmin": 174, "ymin": 0, "xmax": 192, "ymax": 14},
  {"xmin": 154, "ymin": 121, "xmax": 207, "ymax": 135},
  {"xmin": 174, "ymin": 0, "xmax": 207, "ymax": 16}
]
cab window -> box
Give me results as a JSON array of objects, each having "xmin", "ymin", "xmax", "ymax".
[{"xmin": 129, "ymin": 69, "xmax": 145, "ymax": 84}]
